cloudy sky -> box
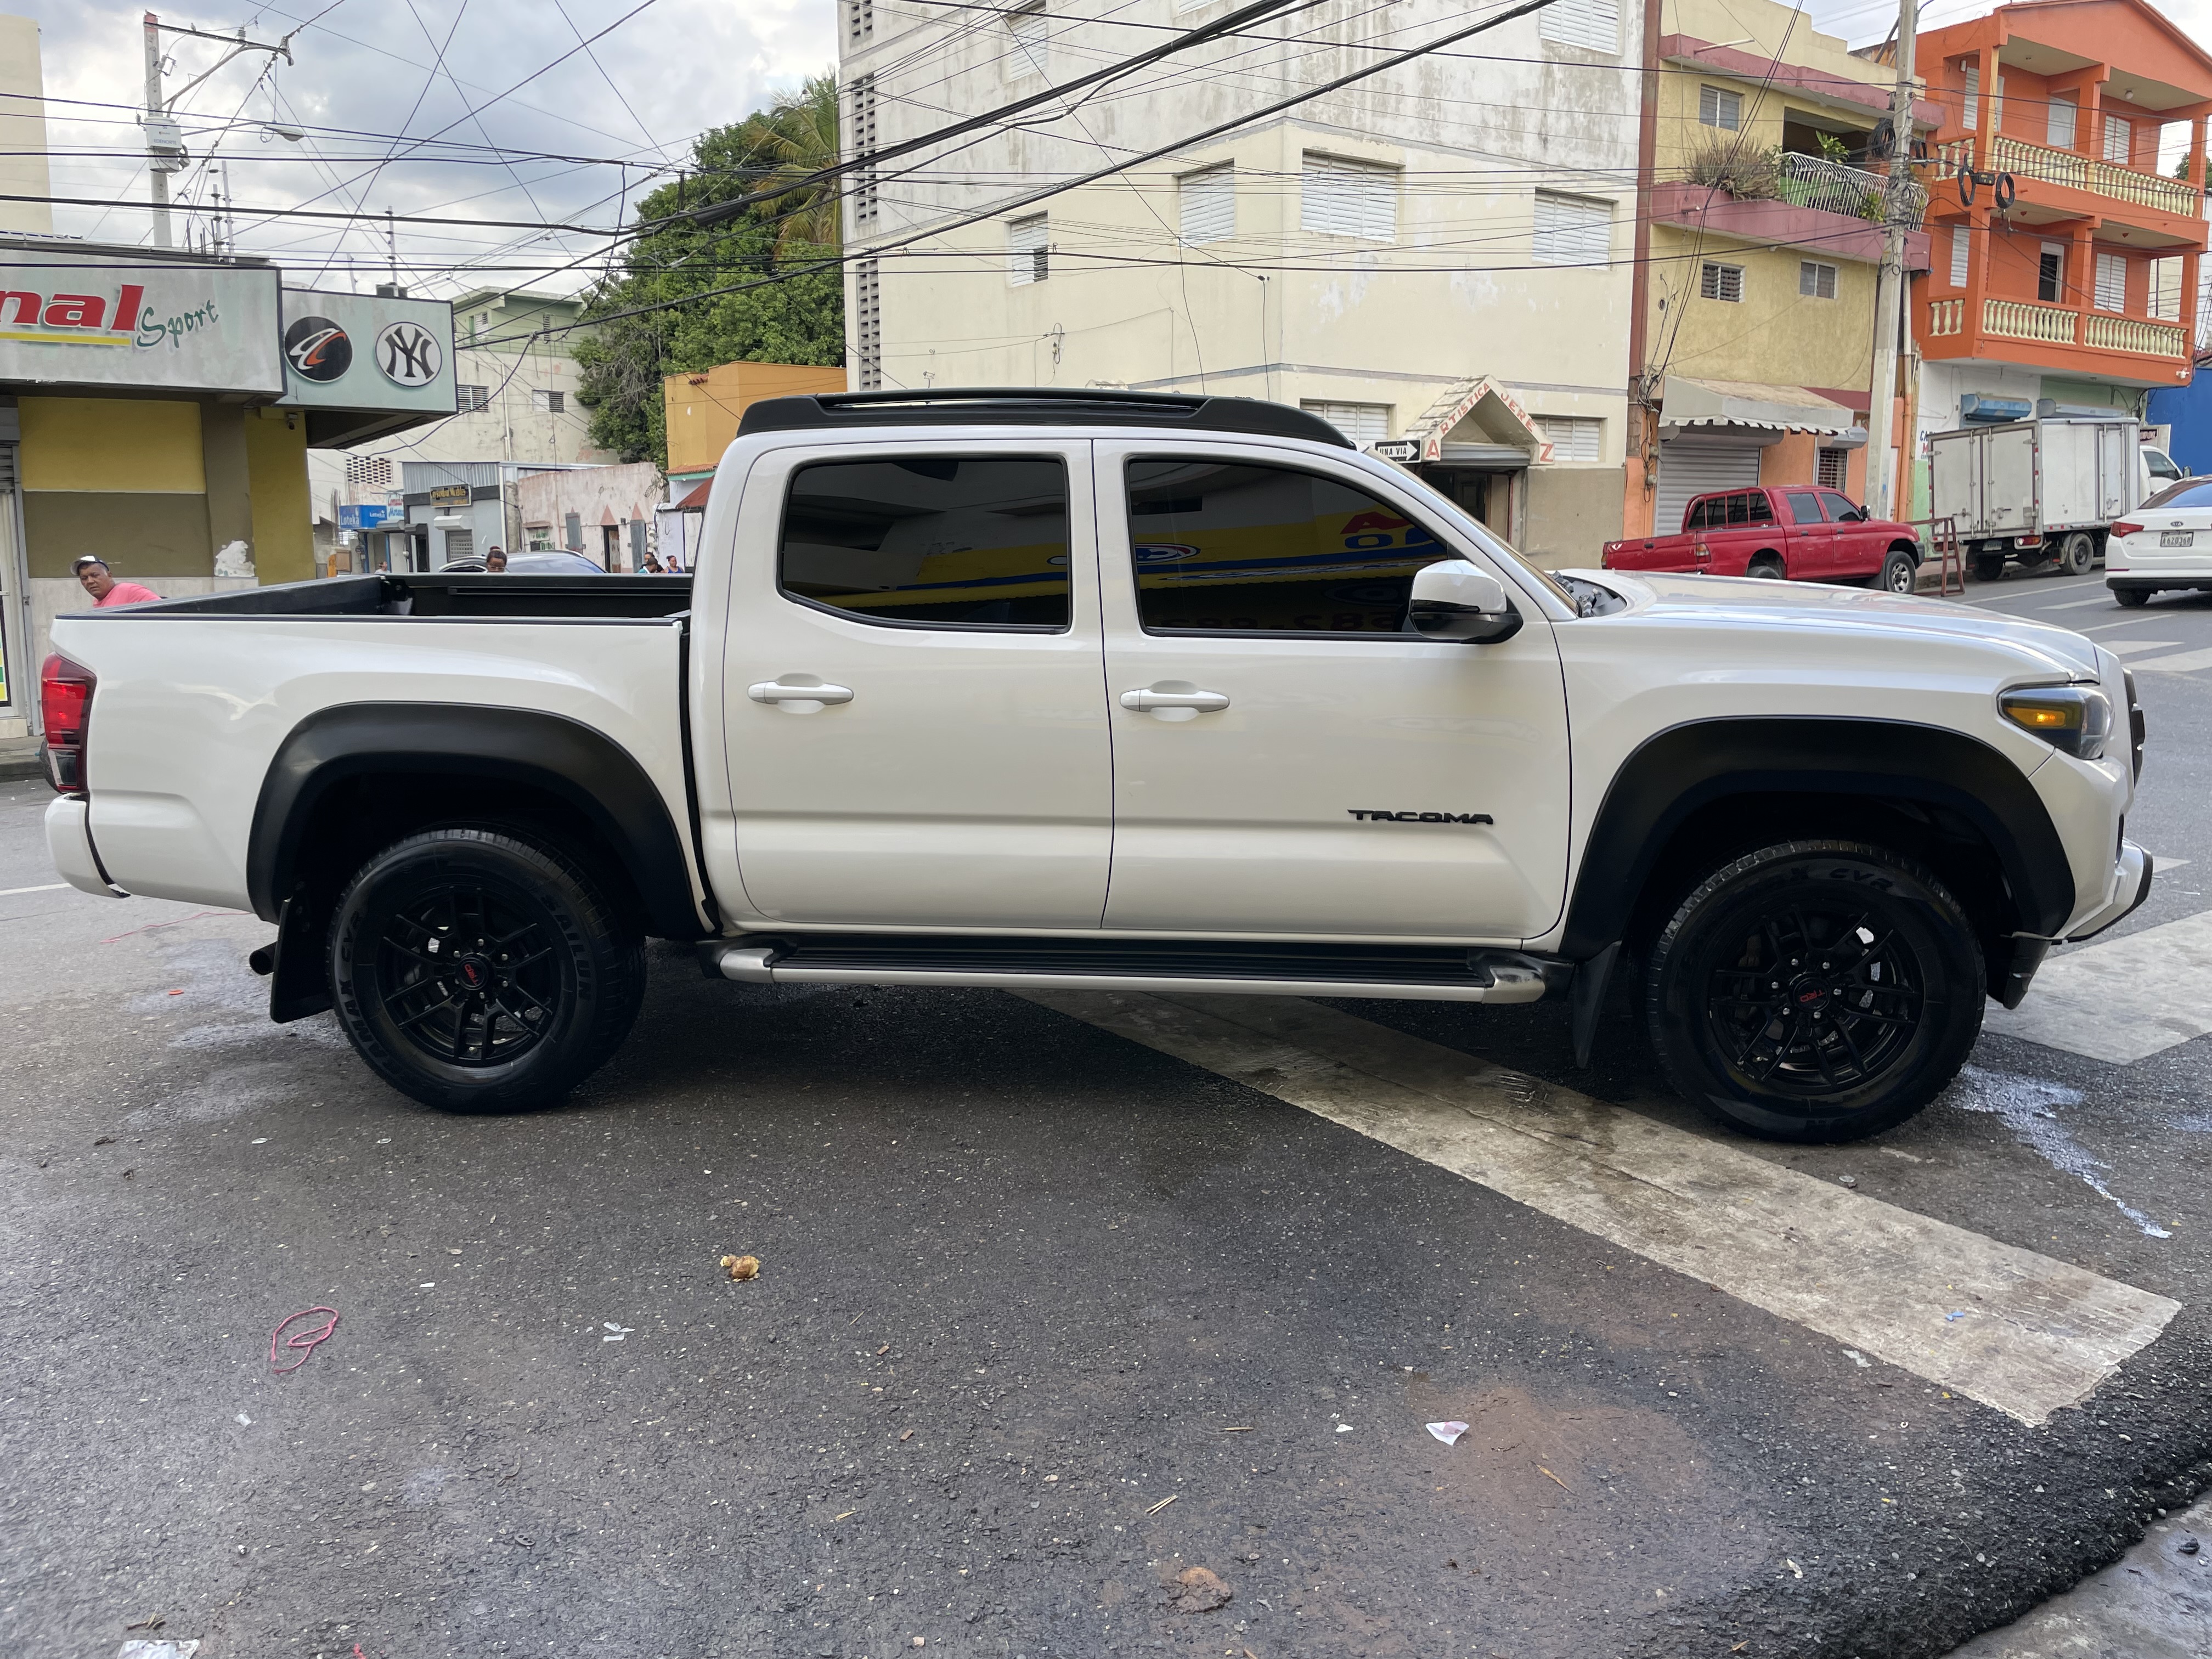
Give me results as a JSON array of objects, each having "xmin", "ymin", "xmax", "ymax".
[{"xmin": 12, "ymin": 0, "xmax": 2209, "ymax": 299}]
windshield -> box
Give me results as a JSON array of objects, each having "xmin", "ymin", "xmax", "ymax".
[
  {"xmin": 2142, "ymin": 478, "xmax": 2212, "ymax": 510},
  {"xmin": 1373, "ymin": 462, "xmax": 1576, "ymax": 611}
]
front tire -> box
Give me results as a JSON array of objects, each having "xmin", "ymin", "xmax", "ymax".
[
  {"xmin": 1644, "ymin": 840, "xmax": 1984, "ymax": 1143},
  {"xmin": 330, "ymin": 828, "xmax": 646, "ymax": 1111},
  {"xmin": 1877, "ymin": 549, "xmax": 1917, "ymax": 594}
]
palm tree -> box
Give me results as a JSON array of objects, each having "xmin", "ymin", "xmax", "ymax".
[{"xmin": 755, "ymin": 75, "xmax": 842, "ymax": 261}]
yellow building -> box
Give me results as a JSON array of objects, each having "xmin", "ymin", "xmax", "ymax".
[
  {"xmin": 1629, "ymin": 0, "xmax": 1938, "ymax": 533},
  {"xmin": 663, "ymin": 360, "xmax": 851, "ymax": 479}
]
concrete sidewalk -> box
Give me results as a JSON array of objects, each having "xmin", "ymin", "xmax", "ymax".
[{"xmin": 0, "ymin": 735, "xmax": 38, "ymax": 782}]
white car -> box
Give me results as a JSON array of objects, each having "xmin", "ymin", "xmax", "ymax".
[
  {"xmin": 38, "ymin": 390, "xmax": 2151, "ymax": 1143},
  {"xmin": 2108, "ymin": 477, "xmax": 2212, "ymax": 606}
]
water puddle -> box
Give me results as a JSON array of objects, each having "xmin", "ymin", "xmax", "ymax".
[{"xmin": 1943, "ymin": 1065, "xmax": 2172, "ymax": 1239}]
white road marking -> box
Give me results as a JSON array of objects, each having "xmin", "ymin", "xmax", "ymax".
[
  {"xmin": 1984, "ymin": 910, "xmax": 2212, "ymax": 1064},
  {"xmin": 0, "ymin": 882, "xmax": 67, "ymax": 897},
  {"xmin": 2124, "ymin": 646, "xmax": 2212, "ymax": 674},
  {"xmin": 2041, "ymin": 596, "xmax": 2118, "ymax": 612},
  {"xmin": 2082, "ymin": 617, "xmax": 2166, "ymax": 634},
  {"xmin": 2106, "ymin": 639, "xmax": 2185, "ymax": 657},
  {"xmin": 1024, "ymin": 990, "xmax": 2179, "ymax": 1427},
  {"xmin": 1962, "ymin": 578, "xmax": 2104, "ymax": 608}
]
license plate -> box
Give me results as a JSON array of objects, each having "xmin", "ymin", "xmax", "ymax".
[{"xmin": 2161, "ymin": 531, "xmax": 2194, "ymax": 548}]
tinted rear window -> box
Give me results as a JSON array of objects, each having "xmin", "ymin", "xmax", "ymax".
[
  {"xmin": 779, "ymin": 456, "xmax": 1070, "ymax": 629},
  {"xmin": 1785, "ymin": 490, "xmax": 1823, "ymax": 525},
  {"xmin": 2143, "ymin": 479, "xmax": 2212, "ymax": 510}
]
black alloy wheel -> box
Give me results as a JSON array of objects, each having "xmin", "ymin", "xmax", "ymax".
[
  {"xmin": 330, "ymin": 827, "xmax": 646, "ymax": 1111},
  {"xmin": 1645, "ymin": 840, "xmax": 1984, "ymax": 1142}
]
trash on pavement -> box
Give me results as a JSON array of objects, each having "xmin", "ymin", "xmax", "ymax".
[
  {"xmin": 117, "ymin": 1643, "xmax": 198, "ymax": 1659},
  {"xmin": 1335, "ymin": 1424, "xmax": 1355, "ymax": 1434},
  {"xmin": 1837, "ymin": 1174, "xmax": 1858, "ymax": 1188},
  {"xmin": 1539, "ymin": 1465, "xmax": 1571, "ymax": 1491},
  {"xmin": 234, "ymin": 1413, "xmax": 251, "ymax": 1426},
  {"xmin": 2179, "ymin": 1537, "xmax": 2200, "ymax": 1556},
  {"xmin": 269, "ymin": 1307, "xmax": 339, "ymax": 1374},
  {"xmin": 899, "ymin": 1428, "xmax": 915, "ymax": 1442},
  {"xmin": 721, "ymin": 1254, "xmax": 760, "ymax": 1281},
  {"xmin": 1426, "ymin": 1420, "xmax": 1469, "ymax": 1446},
  {"xmin": 603, "ymin": 1323, "xmax": 634, "ymax": 1342},
  {"xmin": 1945, "ymin": 1311, "xmax": 1968, "ymax": 1322},
  {"xmin": 1167, "ymin": 1566, "xmax": 1233, "ymax": 1613},
  {"xmin": 1842, "ymin": 1350, "xmax": 1871, "ymax": 1368},
  {"xmin": 1145, "ymin": 1493, "xmax": 1178, "ymax": 1515}
]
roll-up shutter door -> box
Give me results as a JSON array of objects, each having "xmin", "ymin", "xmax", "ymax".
[
  {"xmin": 1655, "ymin": 441, "xmax": 1762, "ymax": 534},
  {"xmin": 444, "ymin": 527, "xmax": 473, "ymax": 561}
]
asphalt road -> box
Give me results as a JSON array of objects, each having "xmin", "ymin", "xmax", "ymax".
[{"xmin": 4, "ymin": 574, "xmax": 2210, "ymax": 1659}]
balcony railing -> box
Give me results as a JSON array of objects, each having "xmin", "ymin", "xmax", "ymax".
[
  {"xmin": 1928, "ymin": 297, "xmax": 1965, "ymax": 336},
  {"xmin": 1984, "ymin": 297, "xmax": 2078, "ymax": 343},
  {"xmin": 1935, "ymin": 133, "xmax": 2202, "ymax": 218},
  {"xmin": 1777, "ymin": 153, "xmax": 1892, "ymax": 219},
  {"xmin": 2083, "ymin": 312, "xmax": 2190, "ymax": 357}
]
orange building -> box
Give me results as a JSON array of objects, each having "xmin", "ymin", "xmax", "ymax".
[{"xmin": 1912, "ymin": 0, "xmax": 2209, "ymax": 469}]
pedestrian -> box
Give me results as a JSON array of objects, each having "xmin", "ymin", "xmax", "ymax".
[
  {"xmin": 72, "ymin": 556, "xmax": 161, "ymax": 607},
  {"xmin": 484, "ymin": 548, "xmax": 509, "ymax": 572},
  {"xmin": 640, "ymin": 551, "xmax": 665, "ymax": 573}
]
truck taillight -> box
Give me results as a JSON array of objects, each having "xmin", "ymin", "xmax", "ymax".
[{"xmin": 39, "ymin": 653, "xmax": 94, "ymax": 796}]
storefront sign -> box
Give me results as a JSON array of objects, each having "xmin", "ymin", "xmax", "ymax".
[
  {"xmin": 277, "ymin": 287, "xmax": 455, "ymax": 416},
  {"xmin": 0, "ymin": 251, "xmax": 281, "ymax": 393},
  {"xmin": 428, "ymin": 484, "xmax": 471, "ymax": 506},
  {"xmin": 338, "ymin": 503, "xmax": 392, "ymax": 529}
]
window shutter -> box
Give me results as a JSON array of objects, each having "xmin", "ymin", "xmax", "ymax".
[
  {"xmin": 1950, "ymin": 224, "xmax": 1970, "ymax": 288},
  {"xmin": 2047, "ymin": 91, "xmax": 2077, "ymax": 150},
  {"xmin": 2094, "ymin": 251, "xmax": 2126, "ymax": 313},
  {"xmin": 1008, "ymin": 214, "xmax": 1048, "ymax": 284},
  {"xmin": 1008, "ymin": 1, "xmax": 1047, "ymax": 76},
  {"xmin": 1536, "ymin": 416, "xmax": 1602, "ymax": 461},
  {"xmin": 1699, "ymin": 86, "xmax": 1741, "ymax": 130},
  {"xmin": 1539, "ymin": 0, "xmax": 1618, "ymax": 53},
  {"xmin": 1178, "ymin": 166, "xmax": 1235, "ymax": 245},
  {"xmin": 1299, "ymin": 400, "xmax": 1390, "ymax": 445},
  {"xmin": 1300, "ymin": 154, "xmax": 1397, "ymax": 240},
  {"xmin": 1700, "ymin": 262, "xmax": 1743, "ymax": 302},
  {"xmin": 1961, "ymin": 62, "xmax": 1979, "ymax": 131},
  {"xmin": 2102, "ymin": 114, "xmax": 2131, "ymax": 164},
  {"xmin": 1532, "ymin": 192, "xmax": 1610, "ymax": 266}
]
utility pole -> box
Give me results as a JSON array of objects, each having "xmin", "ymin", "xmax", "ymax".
[
  {"xmin": 1865, "ymin": 0, "xmax": 1918, "ymax": 522},
  {"xmin": 140, "ymin": 13, "xmax": 295, "ymax": 251}
]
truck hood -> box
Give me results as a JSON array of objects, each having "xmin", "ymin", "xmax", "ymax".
[{"xmin": 1562, "ymin": 569, "xmax": 2104, "ymax": 680}]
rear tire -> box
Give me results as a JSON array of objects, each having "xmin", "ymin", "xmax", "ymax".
[
  {"xmin": 1973, "ymin": 554, "xmax": 2006, "ymax": 583},
  {"xmin": 1876, "ymin": 549, "xmax": 1917, "ymax": 594},
  {"xmin": 1746, "ymin": 556, "xmax": 1785, "ymax": 580},
  {"xmin": 2114, "ymin": 586, "xmax": 2152, "ymax": 608},
  {"xmin": 329, "ymin": 827, "xmax": 646, "ymax": 1112},
  {"xmin": 1644, "ymin": 840, "xmax": 1984, "ymax": 1143},
  {"xmin": 2058, "ymin": 532, "xmax": 2096, "ymax": 576}
]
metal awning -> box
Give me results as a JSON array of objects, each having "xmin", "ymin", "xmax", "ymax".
[
  {"xmin": 1400, "ymin": 376, "xmax": 1553, "ymax": 465},
  {"xmin": 1661, "ymin": 376, "xmax": 1855, "ymax": 435}
]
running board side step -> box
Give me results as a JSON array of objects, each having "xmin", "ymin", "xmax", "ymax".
[{"xmin": 704, "ymin": 935, "xmax": 1566, "ymax": 1005}]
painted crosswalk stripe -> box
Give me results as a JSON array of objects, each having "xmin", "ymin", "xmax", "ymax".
[
  {"xmin": 1984, "ymin": 909, "xmax": 2212, "ymax": 1064},
  {"xmin": 0, "ymin": 882, "xmax": 67, "ymax": 898},
  {"xmin": 2106, "ymin": 639, "xmax": 2183, "ymax": 657},
  {"xmin": 2127, "ymin": 646, "xmax": 2212, "ymax": 674},
  {"xmin": 1023, "ymin": 990, "xmax": 2179, "ymax": 1427},
  {"xmin": 2041, "ymin": 596, "xmax": 2117, "ymax": 611}
]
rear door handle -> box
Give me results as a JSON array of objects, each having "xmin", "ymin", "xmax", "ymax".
[
  {"xmin": 748, "ymin": 680, "xmax": 854, "ymax": 706},
  {"xmin": 1120, "ymin": 688, "xmax": 1229, "ymax": 712}
]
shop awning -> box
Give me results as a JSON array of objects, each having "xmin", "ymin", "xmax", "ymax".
[
  {"xmin": 1398, "ymin": 376, "xmax": 1553, "ymax": 466},
  {"xmin": 670, "ymin": 477, "xmax": 711, "ymax": 511},
  {"xmin": 1660, "ymin": 376, "xmax": 1855, "ymax": 435}
]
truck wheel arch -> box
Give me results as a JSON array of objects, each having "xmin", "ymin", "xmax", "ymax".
[
  {"xmin": 1559, "ymin": 716, "xmax": 2076, "ymax": 962},
  {"xmin": 247, "ymin": 703, "xmax": 712, "ymax": 941}
]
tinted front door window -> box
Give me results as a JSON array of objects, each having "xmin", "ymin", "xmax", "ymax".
[{"xmin": 1125, "ymin": 459, "xmax": 1452, "ymax": 634}]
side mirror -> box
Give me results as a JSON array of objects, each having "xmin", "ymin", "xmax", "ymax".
[{"xmin": 1408, "ymin": 561, "xmax": 1522, "ymax": 644}]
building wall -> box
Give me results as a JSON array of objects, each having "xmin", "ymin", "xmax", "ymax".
[
  {"xmin": 19, "ymin": 397, "xmax": 210, "ymax": 578},
  {"xmin": 244, "ymin": 408, "xmax": 313, "ymax": 583},
  {"xmin": 0, "ymin": 16, "xmax": 51, "ymax": 237},
  {"xmin": 664, "ymin": 362, "xmax": 853, "ymax": 475},
  {"xmin": 516, "ymin": 461, "xmax": 665, "ymax": 569},
  {"xmin": 1650, "ymin": 227, "xmax": 1882, "ymax": 391}
]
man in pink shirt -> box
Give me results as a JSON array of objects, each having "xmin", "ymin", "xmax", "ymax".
[{"xmin": 72, "ymin": 556, "xmax": 161, "ymax": 607}]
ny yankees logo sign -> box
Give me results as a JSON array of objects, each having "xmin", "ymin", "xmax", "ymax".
[{"xmin": 375, "ymin": 319, "xmax": 443, "ymax": 387}]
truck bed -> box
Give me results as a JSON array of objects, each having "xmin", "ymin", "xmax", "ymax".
[{"xmin": 119, "ymin": 571, "xmax": 696, "ymax": 622}]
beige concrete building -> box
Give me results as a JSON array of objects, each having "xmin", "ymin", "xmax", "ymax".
[
  {"xmin": 841, "ymin": 0, "xmax": 1647, "ymax": 565},
  {"xmin": 0, "ymin": 15, "xmax": 50, "ymax": 237}
]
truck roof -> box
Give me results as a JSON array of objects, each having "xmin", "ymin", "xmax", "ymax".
[{"xmin": 736, "ymin": 386, "xmax": 1353, "ymax": 448}]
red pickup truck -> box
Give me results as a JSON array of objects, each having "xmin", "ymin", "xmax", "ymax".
[{"xmin": 1602, "ymin": 486, "xmax": 1923, "ymax": 592}]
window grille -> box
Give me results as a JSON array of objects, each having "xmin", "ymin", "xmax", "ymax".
[
  {"xmin": 1699, "ymin": 86, "xmax": 1742, "ymax": 130},
  {"xmin": 1700, "ymin": 261, "xmax": 1743, "ymax": 302},
  {"xmin": 1798, "ymin": 261, "xmax": 1838, "ymax": 300}
]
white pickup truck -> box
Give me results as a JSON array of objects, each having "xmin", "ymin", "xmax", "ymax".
[{"xmin": 40, "ymin": 390, "xmax": 2152, "ymax": 1143}]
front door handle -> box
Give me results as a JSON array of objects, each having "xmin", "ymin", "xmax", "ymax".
[
  {"xmin": 749, "ymin": 679, "xmax": 854, "ymax": 706},
  {"xmin": 1120, "ymin": 687, "xmax": 1229, "ymax": 713}
]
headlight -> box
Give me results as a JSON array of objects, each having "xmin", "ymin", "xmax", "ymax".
[{"xmin": 1999, "ymin": 685, "xmax": 2111, "ymax": 760}]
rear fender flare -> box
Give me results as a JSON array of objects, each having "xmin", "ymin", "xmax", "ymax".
[
  {"xmin": 1559, "ymin": 716, "xmax": 2074, "ymax": 958},
  {"xmin": 247, "ymin": 703, "xmax": 710, "ymax": 939}
]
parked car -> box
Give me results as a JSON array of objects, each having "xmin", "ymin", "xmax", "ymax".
[
  {"xmin": 1928, "ymin": 415, "xmax": 2181, "ymax": 582},
  {"xmin": 1601, "ymin": 487, "xmax": 1924, "ymax": 591},
  {"xmin": 440, "ymin": 549, "xmax": 607, "ymax": 574},
  {"xmin": 2107, "ymin": 477, "xmax": 2212, "ymax": 606},
  {"xmin": 42, "ymin": 388, "xmax": 2148, "ymax": 1144}
]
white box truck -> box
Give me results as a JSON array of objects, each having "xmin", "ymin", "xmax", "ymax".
[{"xmin": 1928, "ymin": 416, "xmax": 2184, "ymax": 582}]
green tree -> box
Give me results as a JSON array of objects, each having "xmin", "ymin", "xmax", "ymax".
[{"xmin": 574, "ymin": 76, "xmax": 844, "ymax": 466}]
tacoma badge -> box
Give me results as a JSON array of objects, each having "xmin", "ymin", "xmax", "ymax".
[{"xmin": 1348, "ymin": 810, "xmax": 1495, "ymax": 823}]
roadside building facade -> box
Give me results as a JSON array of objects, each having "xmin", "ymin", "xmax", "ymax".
[
  {"xmin": 516, "ymin": 460, "xmax": 668, "ymax": 569},
  {"xmin": 840, "ymin": 0, "xmax": 1648, "ymax": 566},
  {"xmin": 1627, "ymin": 0, "xmax": 1937, "ymax": 535},
  {"xmin": 1912, "ymin": 0, "xmax": 2209, "ymax": 500},
  {"xmin": 659, "ymin": 359, "xmax": 849, "ymax": 569}
]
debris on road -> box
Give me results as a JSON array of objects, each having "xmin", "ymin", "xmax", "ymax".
[
  {"xmin": 602, "ymin": 1323, "xmax": 634, "ymax": 1342},
  {"xmin": 1426, "ymin": 1420, "xmax": 1469, "ymax": 1446},
  {"xmin": 2180, "ymin": 1537, "xmax": 2200, "ymax": 1556},
  {"xmin": 1335, "ymin": 1424, "xmax": 1354, "ymax": 1434},
  {"xmin": 899, "ymin": 1429, "xmax": 915, "ymax": 1442},
  {"xmin": 721, "ymin": 1254, "xmax": 760, "ymax": 1281},
  {"xmin": 1945, "ymin": 1311, "xmax": 1968, "ymax": 1322},
  {"xmin": 1219, "ymin": 1425, "xmax": 1253, "ymax": 1432},
  {"xmin": 269, "ymin": 1307, "xmax": 339, "ymax": 1374},
  {"xmin": 1837, "ymin": 1174, "xmax": 1858, "ymax": 1188},
  {"xmin": 1145, "ymin": 1493, "xmax": 1178, "ymax": 1515},
  {"xmin": 233, "ymin": 1413, "xmax": 250, "ymax": 1426},
  {"xmin": 1167, "ymin": 1566, "xmax": 1233, "ymax": 1612},
  {"xmin": 1539, "ymin": 1465, "xmax": 1571, "ymax": 1491},
  {"xmin": 1842, "ymin": 1350, "xmax": 1871, "ymax": 1368}
]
